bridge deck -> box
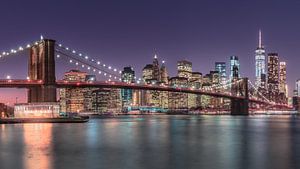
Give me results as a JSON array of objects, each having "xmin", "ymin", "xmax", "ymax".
[{"xmin": 0, "ymin": 79, "xmax": 285, "ymax": 106}]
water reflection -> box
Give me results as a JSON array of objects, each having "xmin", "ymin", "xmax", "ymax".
[
  {"xmin": 23, "ymin": 124, "xmax": 53, "ymax": 169},
  {"xmin": 0, "ymin": 115, "xmax": 300, "ymax": 169}
]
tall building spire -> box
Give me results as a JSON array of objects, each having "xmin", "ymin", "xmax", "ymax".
[{"xmin": 259, "ymin": 29, "xmax": 262, "ymax": 48}]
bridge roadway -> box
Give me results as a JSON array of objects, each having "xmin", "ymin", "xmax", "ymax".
[{"xmin": 0, "ymin": 79, "xmax": 277, "ymax": 105}]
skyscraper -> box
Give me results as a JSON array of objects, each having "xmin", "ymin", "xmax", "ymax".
[
  {"xmin": 121, "ymin": 66, "xmax": 135, "ymax": 83},
  {"xmin": 215, "ymin": 62, "xmax": 226, "ymax": 85},
  {"xmin": 279, "ymin": 62, "xmax": 287, "ymax": 94},
  {"xmin": 177, "ymin": 60, "xmax": 192, "ymax": 79},
  {"xmin": 230, "ymin": 56, "xmax": 240, "ymax": 81},
  {"xmin": 160, "ymin": 60, "xmax": 169, "ymax": 109},
  {"xmin": 152, "ymin": 54, "xmax": 160, "ymax": 81},
  {"xmin": 267, "ymin": 53, "xmax": 279, "ymax": 101},
  {"xmin": 168, "ymin": 77, "xmax": 188, "ymax": 109},
  {"xmin": 160, "ymin": 60, "xmax": 168, "ymax": 84},
  {"xmin": 279, "ymin": 62, "xmax": 287, "ymax": 103},
  {"xmin": 141, "ymin": 55, "xmax": 164, "ymax": 108},
  {"xmin": 59, "ymin": 70, "xmax": 87, "ymax": 113},
  {"xmin": 255, "ymin": 30, "xmax": 266, "ymax": 88},
  {"xmin": 296, "ymin": 79, "xmax": 300, "ymax": 96},
  {"xmin": 121, "ymin": 66, "xmax": 135, "ymax": 108}
]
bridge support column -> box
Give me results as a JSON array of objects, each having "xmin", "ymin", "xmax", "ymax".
[
  {"xmin": 231, "ymin": 98, "xmax": 249, "ymax": 115},
  {"xmin": 28, "ymin": 39, "xmax": 57, "ymax": 103},
  {"xmin": 230, "ymin": 78, "xmax": 249, "ymax": 115}
]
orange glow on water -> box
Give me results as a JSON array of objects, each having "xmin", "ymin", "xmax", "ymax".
[{"xmin": 23, "ymin": 124, "xmax": 53, "ymax": 169}]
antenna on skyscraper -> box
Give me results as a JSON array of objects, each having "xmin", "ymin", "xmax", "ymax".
[{"xmin": 259, "ymin": 29, "xmax": 262, "ymax": 48}]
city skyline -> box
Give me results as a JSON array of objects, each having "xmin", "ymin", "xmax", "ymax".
[{"xmin": 0, "ymin": 0, "xmax": 300, "ymax": 104}]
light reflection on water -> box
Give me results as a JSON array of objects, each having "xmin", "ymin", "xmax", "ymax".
[{"xmin": 0, "ymin": 115, "xmax": 300, "ymax": 169}]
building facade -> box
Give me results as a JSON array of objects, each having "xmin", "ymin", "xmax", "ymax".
[
  {"xmin": 230, "ymin": 56, "xmax": 240, "ymax": 81},
  {"xmin": 267, "ymin": 53, "xmax": 280, "ymax": 102},
  {"xmin": 255, "ymin": 30, "xmax": 266, "ymax": 88},
  {"xmin": 177, "ymin": 60, "xmax": 192, "ymax": 79},
  {"xmin": 59, "ymin": 70, "xmax": 87, "ymax": 113},
  {"xmin": 121, "ymin": 66, "xmax": 135, "ymax": 108},
  {"xmin": 215, "ymin": 62, "xmax": 227, "ymax": 85},
  {"xmin": 168, "ymin": 77, "xmax": 188, "ymax": 109}
]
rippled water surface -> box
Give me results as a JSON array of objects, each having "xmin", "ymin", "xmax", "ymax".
[{"xmin": 1, "ymin": 115, "xmax": 300, "ymax": 169}]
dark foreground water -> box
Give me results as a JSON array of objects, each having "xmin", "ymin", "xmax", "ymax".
[{"xmin": 1, "ymin": 115, "xmax": 300, "ymax": 169}]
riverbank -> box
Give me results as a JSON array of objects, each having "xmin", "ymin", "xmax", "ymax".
[{"xmin": 0, "ymin": 117, "xmax": 89, "ymax": 124}]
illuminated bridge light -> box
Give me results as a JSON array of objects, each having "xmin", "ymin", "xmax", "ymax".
[
  {"xmin": 72, "ymin": 50, "xmax": 76, "ymax": 53},
  {"xmin": 97, "ymin": 61, "xmax": 100, "ymax": 65},
  {"xmin": 66, "ymin": 47, "xmax": 69, "ymax": 50},
  {"xmin": 98, "ymin": 71, "xmax": 102, "ymax": 74},
  {"xmin": 82, "ymin": 65, "xmax": 85, "ymax": 68},
  {"xmin": 56, "ymin": 54, "xmax": 60, "ymax": 58},
  {"xmin": 108, "ymin": 66, "xmax": 112, "ymax": 69},
  {"xmin": 76, "ymin": 62, "xmax": 78, "ymax": 65},
  {"xmin": 79, "ymin": 53, "xmax": 82, "ymax": 56},
  {"xmin": 85, "ymin": 56, "xmax": 89, "ymax": 59},
  {"xmin": 58, "ymin": 44, "xmax": 62, "ymax": 47}
]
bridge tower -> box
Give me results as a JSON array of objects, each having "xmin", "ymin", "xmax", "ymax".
[
  {"xmin": 28, "ymin": 39, "xmax": 57, "ymax": 103},
  {"xmin": 231, "ymin": 78, "xmax": 249, "ymax": 115}
]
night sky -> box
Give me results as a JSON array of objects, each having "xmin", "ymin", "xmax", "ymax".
[{"xmin": 0, "ymin": 0, "xmax": 300, "ymax": 104}]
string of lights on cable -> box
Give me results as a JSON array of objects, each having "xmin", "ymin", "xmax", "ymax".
[
  {"xmin": 55, "ymin": 50, "xmax": 122, "ymax": 81},
  {"xmin": 55, "ymin": 43, "xmax": 122, "ymax": 76},
  {"xmin": 0, "ymin": 39, "xmax": 39, "ymax": 59}
]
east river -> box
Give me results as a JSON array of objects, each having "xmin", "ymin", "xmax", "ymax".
[{"xmin": 1, "ymin": 115, "xmax": 300, "ymax": 169}]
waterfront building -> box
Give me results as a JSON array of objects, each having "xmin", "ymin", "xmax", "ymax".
[
  {"xmin": 121, "ymin": 66, "xmax": 135, "ymax": 108},
  {"xmin": 92, "ymin": 89, "xmax": 110, "ymax": 113},
  {"xmin": 295, "ymin": 79, "xmax": 300, "ymax": 96},
  {"xmin": 0, "ymin": 103, "xmax": 8, "ymax": 118},
  {"xmin": 177, "ymin": 60, "xmax": 192, "ymax": 79},
  {"xmin": 209, "ymin": 71, "xmax": 220, "ymax": 85},
  {"xmin": 59, "ymin": 70, "xmax": 87, "ymax": 113},
  {"xmin": 160, "ymin": 60, "xmax": 168, "ymax": 84},
  {"xmin": 255, "ymin": 30, "xmax": 266, "ymax": 88},
  {"xmin": 84, "ymin": 75, "xmax": 96, "ymax": 112},
  {"xmin": 267, "ymin": 53, "xmax": 280, "ymax": 102},
  {"xmin": 142, "ymin": 64, "xmax": 153, "ymax": 83},
  {"xmin": 168, "ymin": 77, "xmax": 188, "ymax": 109},
  {"xmin": 177, "ymin": 60, "xmax": 193, "ymax": 109},
  {"xmin": 92, "ymin": 88, "xmax": 122, "ymax": 113},
  {"xmin": 141, "ymin": 64, "xmax": 154, "ymax": 106},
  {"xmin": 160, "ymin": 60, "xmax": 169, "ymax": 109},
  {"xmin": 152, "ymin": 54, "xmax": 161, "ymax": 81},
  {"xmin": 279, "ymin": 62, "xmax": 287, "ymax": 103},
  {"xmin": 14, "ymin": 103, "xmax": 60, "ymax": 118},
  {"xmin": 215, "ymin": 62, "xmax": 227, "ymax": 85},
  {"xmin": 141, "ymin": 55, "xmax": 165, "ymax": 108},
  {"xmin": 188, "ymin": 72, "xmax": 202, "ymax": 109},
  {"xmin": 230, "ymin": 56, "xmax": 240, "ymax": 81}
]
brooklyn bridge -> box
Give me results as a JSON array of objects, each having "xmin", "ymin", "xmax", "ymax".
[{"xmin": 0, "ymin": 38, "xmax": 291, "ymax": 115}]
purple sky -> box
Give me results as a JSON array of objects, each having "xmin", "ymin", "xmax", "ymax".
[{"xmin": 0, "ymin": 0, "xmax": 300, "ymax": 104}]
